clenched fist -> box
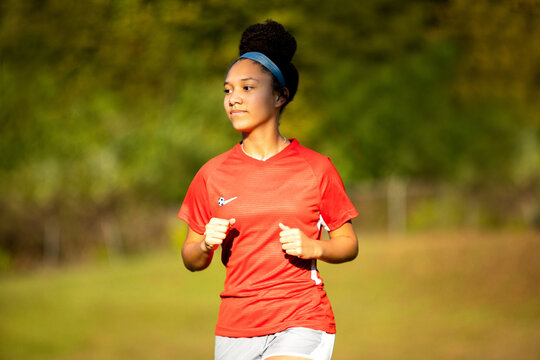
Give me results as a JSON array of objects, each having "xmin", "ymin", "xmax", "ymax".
[
  {"xmin": 279, "ymin": 223, "xmax": 322, "ymax": 259},
  {"xmin": 203, "ymin": 217, "xmax": 236, "ymax": 252}
]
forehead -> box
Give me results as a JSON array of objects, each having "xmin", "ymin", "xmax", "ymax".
[{"xmin": 225, "ymin": 59, "xmax": 272, "ymax": 83}]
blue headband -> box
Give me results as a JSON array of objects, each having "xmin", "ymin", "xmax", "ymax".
[{"xmin": 238, "ymin": 51, "xmax": 287, "ymax": 88}]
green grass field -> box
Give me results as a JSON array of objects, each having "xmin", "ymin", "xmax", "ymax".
[{"xmin": 1, "ymin": 230, "xmax": 539, "ymax": 360}]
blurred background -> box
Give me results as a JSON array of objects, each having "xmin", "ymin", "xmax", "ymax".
[{"xmin": 1, "ymin": 0, "xmax": 539, "ymax": 359}]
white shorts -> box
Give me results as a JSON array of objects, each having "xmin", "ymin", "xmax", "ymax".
[{"xmin": 215, "ymin": 327, "xmax": 335, "ymax": 360}]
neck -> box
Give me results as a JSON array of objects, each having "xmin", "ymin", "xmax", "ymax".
[{"xmin": 241, "ymin": 131, "xmax": 289, "ymax": 161}]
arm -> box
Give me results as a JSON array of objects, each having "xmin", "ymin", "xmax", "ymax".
[
  {"xmin": 279, "ymin": 220, "xmax": 358, "ymax": 264},
  {"xmin": 181, "ymin": 227, "xmax": 214, "ymax": 272},
  {"xmin": 181, "ymin": 218, "xmax": 235, "ymax": 272}
]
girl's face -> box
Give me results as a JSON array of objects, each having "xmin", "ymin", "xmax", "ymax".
[{"xmin": 224, "ymin": 59, "xmax": 283, "ymax": 133}]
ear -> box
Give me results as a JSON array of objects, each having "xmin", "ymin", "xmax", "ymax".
[{"xmin": 274, "ymin": 88, "xmax": 289, "ymax": 108}]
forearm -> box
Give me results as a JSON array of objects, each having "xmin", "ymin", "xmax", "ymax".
[
  {"xmin": 315, "ymin": 221, "xmax": 358, "ymax": 263},
  {"xmin": 181, "ymin": 239, "xmax": 214, "ymax": 272},
  {"xmin": 316, "ymin": 235, "xmax": 358, "ymax": 264},
  {"xmin": 280, "ymin": 221, "xmax": 358, "ymax": 263},
  {"xmin": 181, "ymin": 219, "xmax": 235, "ymax": 271}
]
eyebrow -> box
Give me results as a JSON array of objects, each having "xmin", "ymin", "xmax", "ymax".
[{"xmin": 224, "ymin": 77, "xmax": 260, "ymax": 85}]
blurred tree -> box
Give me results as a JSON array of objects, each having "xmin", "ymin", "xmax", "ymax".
[{"xmin": 0, "ymin": 0, "xmax": 538, "ymax": 264}]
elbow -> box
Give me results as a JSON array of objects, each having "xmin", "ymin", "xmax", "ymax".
[
  {"xmin": 182, "ymin": 260, "xmax": 208, "ymax": 272},
  {"xmin": 338, "ymin": 246, "xmax": 358, "ymax": 264},
  {"xmin": 183, "ymin": 262, "xmax": 199, "ymax": 272},
  {"xmin": 320, "ymin": 236, "xmax": 359, "ymax": 264},
  {"xmin": 323, "ymin": 245, "xmax": 358, "ymax": 264},
  {"xmin": 340, "ymin": 241, "xmax": 358, "ymax": 263},
  {"xmin": 348, "ymin": 245, "xmax": 359, "ymax": 262},
  {"xmin": 348, "ymin": 234, "xmax": 359, "ymax": 261},
  {"xmin": 181, "ymin": 248, "xmax": 209, "ymax": 272}
]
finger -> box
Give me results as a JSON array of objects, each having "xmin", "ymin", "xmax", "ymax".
[
  {"xmin": 279, "ymin": 231, "xmax": 295, "ymax": 241},
  {"xmin": 229, "ymin": 218, "xmax": 236, "ymax": 226},
  {"xmin": 280, "ymin": 229, "xmax": 301, "ymax": 240},
  {"xmin": 204, "ymin": 231, "xmax": 223, "ymax": 242},
  {"xmin": 204, "ymin": 235, "xmax": 223, "ymax": 245},
  {"xmin": 205, "ymin": 229, "xmax": 227, "ymax": 239},
  {"xmin": 279, "ymin": 237, "xmax": 292, "ymax": 244},
  {"xmin": 280, "ymin": 230, "xmax": 300, "ymax": 239},
  {"xmin": 209, "ymin": 218, "xmax": 232, "ymax": 226},
  {"xmin": 206, "ymin": 238, "xmax": 223, "ymax": 246},
  {"xmin": 279, "ymin": 223, "xmax": 290, "ymax": 231},
  {"xmin": 282, "ymin": 244, "xmax": 293, "ymax": 253},
  {"xmin": 206, "ymin": 226, "xmax": 229, "ymax": 237},
  {"xmin": 208, "ymin": 224, "xmax": 230, "ymax": 233},
  {"xmin": 283, "ymin": 240, "xmax": 301, "ymax": 248},
  {"xmin": 285, "ymin": 249, "xmax": 299, "ymax": 256},
  {"xmin": 281, "ymin": 242, "xmax": 297, "ymax": 250}
]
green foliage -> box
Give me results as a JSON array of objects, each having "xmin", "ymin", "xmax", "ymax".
[{"xmin": 1, "ymin": 0, "xmax": 539, "ymax": 261}]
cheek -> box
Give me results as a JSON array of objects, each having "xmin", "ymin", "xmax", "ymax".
[{"xmin": 259, "ymin": 95, "xmax": 278, "ymax": 114}]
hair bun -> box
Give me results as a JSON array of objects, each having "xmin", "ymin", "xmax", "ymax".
[{"xmin": 239, "ymin": 19, "xmax": 297, "ymax": 65}]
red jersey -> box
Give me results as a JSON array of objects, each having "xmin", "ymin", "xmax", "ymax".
[{"xmin": 178, "ymin": 139, "xmax": 358, "ymax": 337}]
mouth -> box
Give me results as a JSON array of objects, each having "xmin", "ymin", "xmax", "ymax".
[{"xmin": 230, "ymin": 109, "xmax": 247, "ymax": 117}]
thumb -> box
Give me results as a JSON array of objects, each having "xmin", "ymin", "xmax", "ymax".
[
  {"xmin": 279, "ymin": 223, "xmax": 290, "ymax": 231},
  {"xmin": 229, "ymin": 218, "xmax": 236, "ymax": 226}
]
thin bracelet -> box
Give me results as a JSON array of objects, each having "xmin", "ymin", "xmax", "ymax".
[{"xmin": 202, "ymin": 240, "xmax": 214, "ymax": 252}]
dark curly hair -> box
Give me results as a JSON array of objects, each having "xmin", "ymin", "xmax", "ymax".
[{"xmin": 235, "ymin": 19, "xmax": 299, "ymax": 112}]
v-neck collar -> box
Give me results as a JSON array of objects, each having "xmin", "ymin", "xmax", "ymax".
[{"xmin": 234, "ymin": 139, "xmax": 297, "ymax": 165}]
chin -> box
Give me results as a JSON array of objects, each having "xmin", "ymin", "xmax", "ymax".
[{"xmin": 230, "ymin": 119, "xmax": 253, "ymax": 133}]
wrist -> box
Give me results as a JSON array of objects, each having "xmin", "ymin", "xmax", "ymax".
[
  {"xmin": 314, "ymin": 240, "xmax": 325, "ymax": 259},
  {"xmin": 200, "ymin": 239, "xmax": 215, "ymax": 253}
]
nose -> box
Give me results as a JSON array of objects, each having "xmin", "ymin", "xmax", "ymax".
[{"xmin": 228, "ymin": 90, "xmax": 242, "ymax": 106}]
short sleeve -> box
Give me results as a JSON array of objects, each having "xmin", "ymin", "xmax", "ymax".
[
  {"xmin": 319, "ymin": 158, "xmax": 359, "ymax": 231},
  {"xmin": 178, "ymin": 168, "xmax": 212, "ymax": 235}
]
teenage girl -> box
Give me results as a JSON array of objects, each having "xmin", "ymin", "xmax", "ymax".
[{"xmin": 179, "ymin": 20, "xmax": 359, "ymax": 360}]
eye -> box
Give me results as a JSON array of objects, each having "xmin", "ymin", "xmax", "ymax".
[
  {"xmin": 224, "ymin": 89, "xmax": 231, "ymax": 94},
  {"xmin": 243, "ymin": 86, "xmax": 252, "ymax": 91}
]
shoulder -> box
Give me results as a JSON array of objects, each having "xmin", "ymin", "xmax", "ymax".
[
  {"xmin": 195, "ymin": 146, "xmax": 238, "ymax": 179},
  {"xmin": 291, "ymin": 141, "xmax": 346, "ymax": 191},
  {"xmin": 293, "ymin": 141, "xmax": 335, "ymax": 173}
]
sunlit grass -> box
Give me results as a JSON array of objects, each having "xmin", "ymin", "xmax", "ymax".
[
  {"xmin": 1, "ymin": 231, "xmax": 539, "ymax": 360},
  {"xmin": 0, "ymin": 251, "xmax": 225, "ymax": 360},
  {"xmin": 325, "ymin": 231, "xmax": 540, "ymax": 360}
]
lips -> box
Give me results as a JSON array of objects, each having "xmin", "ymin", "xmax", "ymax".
[{"xmin": 230, "ymin": 109, "xmax": 247, "ymax": 116}]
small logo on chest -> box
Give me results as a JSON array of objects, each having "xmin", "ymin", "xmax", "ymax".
[{"xmin": 218, "ymin": 196, "xmax": 238, "ymax": 206}]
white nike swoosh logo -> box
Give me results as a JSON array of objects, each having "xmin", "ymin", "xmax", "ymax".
[{"xmin": 218, "ymin": 196, "xmax": 237, "ymax": 206}]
